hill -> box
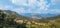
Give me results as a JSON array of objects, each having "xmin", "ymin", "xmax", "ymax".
[{"xmin": 0, "ymin": 9, "xmax": 60, "ymax": 28}]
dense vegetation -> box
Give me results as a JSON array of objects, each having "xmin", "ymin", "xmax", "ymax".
[
  {"xmin": 0, "ymin": 10, "xmax": 26, "ymax": 28},
  {"xmin": 0, "ymin": 10, "xmax": 60, "ymax": 28}
]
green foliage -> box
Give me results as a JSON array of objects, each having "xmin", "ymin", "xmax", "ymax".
[
  {"xmin": 5, "ymin": 13, "xmax": 16, "ymax": 22},
  {"xmin": 0, "ymin": 10, "xmax": 27, "ymax": 28},
  {"xmin": 0, "ymin": 10, "xmax": 60, "ymax": 28}
]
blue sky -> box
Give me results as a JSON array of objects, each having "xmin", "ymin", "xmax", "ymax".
[{"xmin": 0, "ymin": 0, "xmax": 60, "ymax": 14}]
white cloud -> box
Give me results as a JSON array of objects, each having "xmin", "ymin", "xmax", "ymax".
[
  {"xmin": 11, "ymin": 8, "xmax": 26, "ymax": 13},
  {"xmin": 49, "ymin": 0, "xmax": 60, "ymax": 14},
  {"xmin": 0, "ymin": 4, "xmax": 26, "ymax": 13},
  {"xmin": 10, "ymin": 0, "xmax": 28, "ymax": 6},
  {"xmin": 10, "ymin": 0, "xmax": 50, "ymax": 13},
  {"xmin": 0, "ymin": 4, "xmax": 13, "ymax": 10},
  {"xmin": 51, "ymin": 0, "xmax": 60, "ymax": 7},
  {"xmin": 50, "ymin": 9, "xmax": 60, "ymax": 13},
  {"xmin": 0, "ymin": 0, "xmax": 60, "ymax": 14},
  {"xmin": 51, "ymin": 0, "xmax": 56, "ymax": 5}
]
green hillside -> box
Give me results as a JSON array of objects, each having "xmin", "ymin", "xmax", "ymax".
[
  {"xmin": 0, "ymin": 10, "xmax": 60, "ymax": 28},
  {"xmin": 0, "ymin": 10, "xmax": 27, "ymax": 28}
]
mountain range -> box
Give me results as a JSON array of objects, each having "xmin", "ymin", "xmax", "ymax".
[
  {"xmin": 0, "ymin": 10, "xmax": 60, "ymax": 28},
  {"xmin": 3, "ymin": 10, "xmax": 59, "ymax": 19},
  {"xmin": 0, "ymin": 10, "xmax": 60, "ymax": 23}
]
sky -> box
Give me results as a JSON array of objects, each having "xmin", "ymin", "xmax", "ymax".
[{"xmin": 0, "ymin": 0, "xmax": 60, "ymax": 14}]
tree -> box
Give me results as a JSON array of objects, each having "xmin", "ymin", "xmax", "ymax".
[
  {"xmin": 0, "ymin": 10, "xmax": 6, "ymax": 28},
  {"xmin": 0, "ymin": 10, "xmax": 27, "ymax": 28},
  {"xmin": 16, "ymin": 23, "xmax": 26, "ymax": 28},
  {"xmin": 0, "ymin": 10, "xmax": 6, "ymax": 21},
  {"xmin": 5, "ymin": 13, "xmax": 17, "ymax": 25}
]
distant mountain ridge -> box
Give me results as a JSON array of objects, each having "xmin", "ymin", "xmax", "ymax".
[
  {"xmin": 3, "ymin": 10, "xmax": 33, "ymax": 21},
  {"xmin": 3, "ymin": 10, "xmax": 59, "ymax": 19},
  {"xmin": 0, "ymin": 10, "xmax": 60, "ymax": 28},
  {"xmin": 1, "ymin": 10, "xmax": 60, "ymax": 23},
  {"xmin": 20, "ymin": 13, "xmax": 58, "ymax": 18},
  {"xmin": 3, "ymin": 10, "xmax": 21, "ymax": 17}
]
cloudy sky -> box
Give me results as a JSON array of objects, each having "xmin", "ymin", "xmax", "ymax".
[{"xmin": 0, "ymin": 0, "xmax": 60, "ymax": 14}]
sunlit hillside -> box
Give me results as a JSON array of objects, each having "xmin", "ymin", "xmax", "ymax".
[{"xmin": 0, "ymin": 10, "xmax": 60, "ymax": 28}]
